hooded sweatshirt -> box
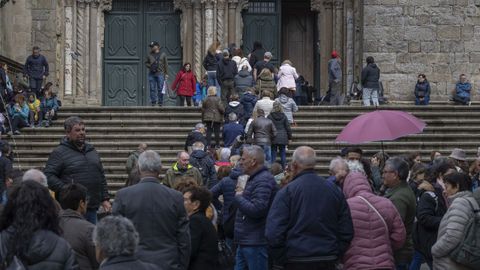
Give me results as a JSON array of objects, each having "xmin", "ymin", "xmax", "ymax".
[
  {"xmin": 342, "ymin": 172, "xmax": 406, "ymax": 270},
  {"xmin": 224, "ymin": 101, "xmax": 245, "ymax": 124},
  {"xmin": 275, "ymin": 94, "xmax": 298, "ymax": 124}
]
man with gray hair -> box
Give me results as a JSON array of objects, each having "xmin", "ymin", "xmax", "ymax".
[
  {"xmin": 234, "ymin": 145, "xmax": 277, "ymax": 269},
  {"xmin": 44, "ymin": 116, "xmax": 110, "ymax": 224},
  {"xmin": 113, "ymin": 150, "xmax": 191, "ymax": 270},
  {"xmin": 266, "ymin": 146, "xmax": 353, "ymax": 269},
  {"xmin": 93, "ymin": 215, "xmax": 157, "ymax": 269},
  {"xmin": 223, "ymin": 112, "xmax": 244, "ymax": 148},
  {"xmin": 383, "ymin": 157, "xmax": 416, "ymax": 269},
  {"xmin": 22, "ymin": 168, "xmax": 48, "ymax": 187},
  {"xmin": 164, "ymin": 151, "xmax": 203, "ymax": 188},
  {"xmin": 189, "ymin": 141, "xmax": 217, "ymax": 188},
  {"xmin": 327, "ymin": 157, "xmax": 349, "ymax": 188},
  {"xmin": 184, "ymin": 123, "xmax": 207, "ymax": 153}
]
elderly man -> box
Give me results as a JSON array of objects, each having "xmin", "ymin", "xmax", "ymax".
[
  {"xmin": 44, "ymin": 116, "xmax": 110, "ymax": 224},
  {"xmin": 327, "ymin": 157, "xmax": 349, "ymax": 188},
  {"xmin": 184, "ymin": 123, "xmax": 207, "ymax": 153},
  {"xmin": 383, "ymin": 157, "xmax": 416, "ymax": 270},
  {"xmin": 234, "ymin": 145, "xmax": 277, "ymax": 270},
  {"xmin": 22, "ymin": 168, "xmax": 48, "ymax": 187},
  {"xmin": 164, "ymin": 151, "xmax": 203, "ymax": 188},
  {"xmin": 246, "ymin": 108, "xmax": 277, "ymax": 165},
  {"xmin": 222, "ymin": 113, "xmax": 245, "ymax": 148},
  {"xmin": 93, "ymin": 216, "xmax": 157, "ymax": 270},
  {"xmin": 266, "ymin": 146, "xmax": 353, "ymax": 270},
  {"xmin": 189, "ymin": 141, "xmax": 217, "ymax": 188},
  {"xmin": 112, "ymin": 150, "xmax": 190, "ymax": 270}
]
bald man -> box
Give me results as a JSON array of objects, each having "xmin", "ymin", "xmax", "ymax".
[
  {"xmin": 234, "ymin": 145, "xmax": 277, "ymax": 269},
  {"xmin": 164, "ymin": 151, "xmax": 203, "ymax": 188},
  {"xmin": 266, "ymin": 146, "xmax": 353, "ymax": 270}
]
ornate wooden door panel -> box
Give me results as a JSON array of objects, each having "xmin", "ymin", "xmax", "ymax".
[
  {"xmin": 242, "ymin": 0, "xmax": 280, "ymax": 66},
  {"xmin": 103, "ymin": 0, "xmax": 181, "ymax": 106}
]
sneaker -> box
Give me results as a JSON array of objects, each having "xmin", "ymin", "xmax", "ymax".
[
  {"xmin": 7, "ymin": 131, "xmax": 13, "ymax": 136},
  {"xmin": 13, "ymin": 130, "xmax": 21, "ymax": 135},
  {"xmin": 45, "ymin": 121, "xmax": 50, "ymax": 128},
  {"xmin": 468, "ymin": 101, "xmax": 472, "ymax": 106},
  {"xmin": 157, "ymin": 103, "xmax": 163, "ymax": 107},
  {"xmin": 30, "ymin": 124, "xmax": 35, "ymax": 128}
]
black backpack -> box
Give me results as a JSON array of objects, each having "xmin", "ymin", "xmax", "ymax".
[
  {"xmin": 450, "ymin": 196, "xmax": 480, "ymax": 268},
  {"xmin": 190, "ymin": 155, "xmax": 214, "ymax": 186}
]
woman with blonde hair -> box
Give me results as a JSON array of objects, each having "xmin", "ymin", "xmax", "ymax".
[
  {"xmin": 276, "ymin": 60, "xmax": 299, "ymax": 94},
  {"xmin": 201, "ymin": 86, "xmax": 224, "ymax": 148}
]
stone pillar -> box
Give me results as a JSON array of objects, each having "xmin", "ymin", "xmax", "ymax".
[
  {"xmin": 345, "ymin": 0, "xmax": 354, "ymax": 91},
  {"xmin": 227, "ymin": 0, "xmax": 238, "ymax": 45},
  {"xmin": 193, "ymin": 0, "xmax": 203, "ymax": 80},
  {"xmin": 216, "ymin": 0, "xmax": 226, "ymax": 46},
  {"xmin": 204, "ymin": 0, "xmax": 215, "ymax": 52},
  {"xmin": 64, "ymin": 1, "xmax": 74, "ymax": 97}
]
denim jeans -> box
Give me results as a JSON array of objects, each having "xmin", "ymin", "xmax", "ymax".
[
  {"xmin": 396, "ymin": 263, "xmax": 410, "ymax": 270},
  {"xmin": 409, "ymin": 250, "xmax": 432, "ymax": 270},
  {"xmin": 415, "ymin": 96, "xmax": 430, "ymax": 105},
  {"xmin": 29, "ymin": 77, "xmax": 44, "ymax": 97},
  {"xmin": 148, "ymin": 73, "xmax": 165, "ymax": 105},
  {"xmin": 84, "ymin": 208, "xmax": 98, "ymax": 224},
  {"xmin": 234, "ymin": 245, "xmax": 268, "ymax": 270},
  {"xmin": 271, "ymin": 144, "xmax": 286, "ymax": 168},
  {"xmin": 453, "ymin": 94, "xmax": 470, "ymax": 105},
  {"xmin": 259, "ymin": 145, "xmax": 272, "ymax": 165},
  {"xmin": 363, "ymin": 88, "xmax": 379, "ymax": 106},
  {"xmin": 207, "ymin": 71, "xmax": 221, "ymax": 98}
]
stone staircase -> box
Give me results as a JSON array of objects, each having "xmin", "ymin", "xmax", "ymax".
[{"xmin": 3, "ymin": 105, "xmax": 480, "ymax": 196}]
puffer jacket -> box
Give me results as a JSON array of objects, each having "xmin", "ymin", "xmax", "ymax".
[
  {"xmin": 224, "ymin": 101, "xmax": 245, "ymax": 124},
  {"xmin": 246, "ymin": 116, "xmax": 277, "ymax": 146},
  {"xmin": 276, "ymin": 64, "xmax": 298, "ymax": 90},
  {"xmin": 0, "ymin": 227, "xmax": 77, "ymax": 270},
  {"xmin": 234, "ymin": 167, "xmax": 277, "ymax": 246},
  {"xmin": 342, "ymin": 172, "xmax": 406, "ymax": 270},
  {"xmin": 275, "ymin": 94, "xmax": 298, "ymax": 124},
  {"xmin": 24, "ymin": 54, "xmax": 49, "ymax": 79},
  {"xmin": 171, "ymin": 70, "xmax": 196, "ymax": 97},
  {"xmin": 267, "ymin": 112, "xmax": 292, "ymax": 145},
  {"xmin": 432, "ymin": 191, "xmax": 475, "ymax": 270},
  {"xmin": 361, "ymin": 63, "xmax": 381, "ymax": 89},
  {"xmin": 232, "ymin": 56, "xmax": 252, "ymax": 72},
  {"xmin": 234, "ymin": 69, "xmax": 254, "ymax": 94},
  {"xmin": 44, "ymin": 138, "xmax": 109, "ymax": 210},
  {"xmin": 189, "ymin": 150, "xmax": 217, "ymax": 188},
  {"xmin": 210, "ymin": 167, "xmax": 243, "ymax": 225},
  {"xmin": 253, "ymin": 97, "xmax": 275, "ymax": 117},
  {"xmin": 240, "ymin": 92, "xmax": 257, "ymax": 119},
  {"xmin": 201, "ymin": 96, "xmax": 224, "ymax": 123},
  {"xmin": 202, "ymin": 52, "xmax": 220, "ymax": 71}
]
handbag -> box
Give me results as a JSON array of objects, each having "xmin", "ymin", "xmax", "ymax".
[{"xmin": 357, "ymin": 196, "xmax": 389, "ymax": 233}]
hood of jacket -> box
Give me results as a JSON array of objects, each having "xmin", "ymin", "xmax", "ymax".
[
  {"xmin": 269, "ymin": 111, "xmax": 286, "ymax": 122},
  {"xmin": 242, "ymin": 93, "xmax": 256, "ymax": 102},
  {"xmin": 228, "ymin": 101, "xmax": 240, "ymax": 107},
  {"xmin": 238, "ymin": 69, "xmax": 251, "ymax": 78},
  {"xmin": 60, "ymin": 137, "xmax": 94, "ymax": 153},
  {"xmin": 369, "ymin": 63, "xmax": 378, "ymax": 69},
  {"xmin": 190, "ymin": 150, "xmax": 208, "ymax": 160},
  {"xmin": 278, "ymin": 94, "xmax": 289, "ymax": 104},
  {"xmin": 342, "ymin": 172, "xmax": 373, "ymax": 199},
  {"xmin": 24, "ymin": 230, "xmax": 60, "ymax": 264},
  {"xmin": 172, "ymin": 162, "xmax": 193, "ymax": 172},
  {"xmin": 229, "ymin": 166, "xmax": 243, "ymax": 180}
]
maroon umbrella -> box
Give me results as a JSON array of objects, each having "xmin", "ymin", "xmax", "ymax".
[{"xmin": 336, "ymin": 110, "xmax": 426, "ymax": 144}]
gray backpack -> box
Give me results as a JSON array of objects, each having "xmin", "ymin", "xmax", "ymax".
[{"xmin": 450, "ymin": 196, "xmax": 480, "ymax": 268}]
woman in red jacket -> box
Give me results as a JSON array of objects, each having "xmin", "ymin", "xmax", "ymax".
[{"xmin": 172, "ymin": 63, "xmax": 196, "ymax": 107}]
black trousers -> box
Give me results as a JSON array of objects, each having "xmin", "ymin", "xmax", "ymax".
[
  {"xmin": 284, "ymin": 261, "xmax": 337, "ymax": 270},
  {"xmin": 177, "ymin": 95, "xmax": 192, "ymax": 106},
  {"xmin": 205, "ymin": 121, "xmax": 221, "ymax": 147},
  {"xmin": 11, "ymin": 116, "xmax": 29, "ymax": 132}
]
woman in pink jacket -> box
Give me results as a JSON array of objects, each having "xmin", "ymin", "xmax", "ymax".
[
  {"xmin": 172, "ymin": 62, "xmax": 196, "ymax": 107},
  {"xmin": 276, "ymin": 60, "xmax": 298, "ymax": 94},
  {"xmin": 342, "ymin": 172, "xmax": 406, "ymax": 270}
]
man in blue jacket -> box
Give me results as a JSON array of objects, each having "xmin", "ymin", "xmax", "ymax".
[
  {"xmin": 24, "ymin": 46, "xmax": 49, "ymax": 97},
  {"xmin": 222, "ymin": 113, "xmax": 244, "ymax": 147},
  {"xmin": 266, "ymin": 146, "xmax": 354, "ymax": 270},
  {"xmin": 234, "ymin": 145, "xmax": 277, "ymax": 270}
]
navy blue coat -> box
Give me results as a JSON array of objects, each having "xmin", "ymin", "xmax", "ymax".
[
  {"xmin": 210, "ymin": 167, "xmax": 243, "ymax": 224},
  {"xmin": 234, "ymin": 167, "xmax": 277, "ymax": 246},
  {"xmin": 222, "ymin": 122, "xmax": 244, "ymax": 147},
  {"xmin": 24, "ymin": 54, "xmax": 49, "ymax": 79},
  {"xmin": 266, "ymin": 170, "xmax": 354, "ymax": 263},
  {"xmin": 240, "ymin": 92, "xmax": 257, "ymax": 120}
]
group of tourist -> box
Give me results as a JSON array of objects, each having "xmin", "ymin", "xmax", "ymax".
[
  {"xmin": 0, "ymin": 46, "xmax": 60, "ymax": 135},
  {"xmin": 414, "ymin": 73, "xmax": 473, "ymax": 105}
]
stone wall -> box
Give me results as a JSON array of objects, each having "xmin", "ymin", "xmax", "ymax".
[
  {"xmin": 0, "ymin": 0, "xmax": 32, "ymax": 63},
  {"xmin": 364, "ymin": 0, "xmax": 480, "ymax": 102}
]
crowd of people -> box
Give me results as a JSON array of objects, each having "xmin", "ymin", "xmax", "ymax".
[
  {"xmin": 0, "ymin": 46, "xmax": 60, "ymax": 135},
  {"xmin": 0, "ymin": 114, "xmax": 479, "ymax": 270}
]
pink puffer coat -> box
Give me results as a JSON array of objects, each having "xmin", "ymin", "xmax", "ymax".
[{"xmin": 342, "ymin": 172, "xmax": 406, "ymax": 270}]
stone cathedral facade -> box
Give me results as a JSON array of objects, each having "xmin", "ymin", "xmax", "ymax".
[{"xmin": 1, "ymin": 0, "xmax": 479, "ymax": 106}]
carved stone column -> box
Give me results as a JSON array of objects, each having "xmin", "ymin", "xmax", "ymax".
[
  {"xmin": 193, "ymin": 0, "xmax": 203, "ymax": 80},
  {"xmin": 64, "ymin": 1, "xmax": 74, "ymax": 97},
  {"xmin": 227, "ymin": 0, "xmax": 238, "ymax": 45},
  {"xmin": 203, "ymin": 0, "xmax": 215, "ymax": 52},
  {"xmin": 345, "ymin": 0, "xmax": 354, "ymax": 90},
  {"xmin": 217, "ymin": 0, "xmax": 226, "ymax": 46}
]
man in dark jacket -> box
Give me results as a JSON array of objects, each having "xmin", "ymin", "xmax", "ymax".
[
  {"xmin": 217, "ymin": 49, "xmax": 238, "ymax": 104},
  {"xmin": 59, "ymin": 183, "xmax": 99, "ymax": 270},
  {"xmin": 164, "ymin": 151, "xmax": 203, "ymax": 188},
  {"xmin": 240, "ymin": 87, "xmax": 258, "ymax": 122},
  {"xmin": 44, "ymin": 116, "xmax": 110, "ymax": 224},
  {"xmin": 266, "ymin": 146, "xmax": 353, "ymax": 269},
  {"xmin": 246, "ymin": 109, "xmax": 277, "ymax": 164},
  {"xmin": 189, "ymin": 141, "xmax": 217, "ymax": 188},
  {"xmin": 145, "ymin": 41, "xmax": 168, "ymax": 106},
  {"xmin": 235, "ymin": 65, "xmax": 254, "ymax": 96},
  {"xmin": 94, "ymin": 216, "xmax": 158, "ymax": 270},
  {"xmin": 0, "ymin": 141, "xmax": 13, "ymax": 199},
  {"xmin": 361, "ymin": 56, "xmax": 381, "ymax": 106},
  {"xmin": 24, "ymin": 46, "xmax": 49, "ymax": 97},
  {"xmin": 125, "ymin": 143, "xmax": 148, "ymax": 186},
  {"xmin": 253, "ymin": 52, "xmax": 276, "ymax": 82},
  {"xmin": 234, "ymin": 145, "xmax": 277, "ymax": 270},
  {"xmin": 184, "ymin": 123, "xmax": 207, "ymax": 153},
  {"xmin": 112, "ymin": 150, "xmax": 191, "ymax": 270},
  {"xmin": 328, "ymin": 51, "xmax": 342, "ymax": 105},
  {"xmin": 223, "ymin": 113, "xmax": 245, "ymax": 147}
]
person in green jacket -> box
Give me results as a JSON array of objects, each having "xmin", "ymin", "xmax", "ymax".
[
  {"xmin": 164, "ymin": 151, "xmax": 203, "ymax": 188},
  {"xmin": 383, "ymin": 157, "xmax": 416, "ymax": 270}
]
